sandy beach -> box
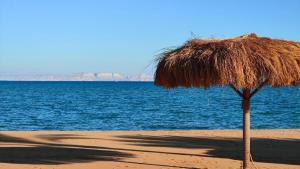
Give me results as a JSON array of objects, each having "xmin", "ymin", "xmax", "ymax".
[{"xmin": 0, "ymin": 130, "xmax": 299, "ymax": 169}]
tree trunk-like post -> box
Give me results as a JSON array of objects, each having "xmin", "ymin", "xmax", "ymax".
[
  {"xmin": 231, "ymin": 81, "xmax": 267, "ymax": 169},
  {"xmin": 242, "ymin": 89, "xmax": 251, "ymax": 169}
]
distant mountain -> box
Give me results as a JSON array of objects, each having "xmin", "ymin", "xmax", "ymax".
[{"xmin": 0, "ymin": 72, "xmax": 153, "ymax": 81}]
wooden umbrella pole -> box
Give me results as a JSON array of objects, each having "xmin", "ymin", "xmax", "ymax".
[{"xmin": 242, "ymin": 89, "xmax": 251, "ymax": 169}]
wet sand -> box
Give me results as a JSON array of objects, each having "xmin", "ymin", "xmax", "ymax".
[{"xmin": 0, "ymin": 130, "xmax": 299, "ymax": 169}]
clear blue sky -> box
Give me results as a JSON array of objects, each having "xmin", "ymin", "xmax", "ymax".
[{"xmin": 1, "ymin": 0, "xmax": 299, "ymax": 75}]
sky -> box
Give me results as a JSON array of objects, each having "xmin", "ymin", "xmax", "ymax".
[{"xmin": 0, "ymin": 0, "xmax": 300, "ymax": 75}]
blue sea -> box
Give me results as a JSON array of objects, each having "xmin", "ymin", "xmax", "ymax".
[{"xmin": 0, "ymin": 81, "xmax": 299, "ymax": 130}]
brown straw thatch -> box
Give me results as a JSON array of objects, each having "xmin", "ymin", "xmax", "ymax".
[{"xmin": 155, "ymin": 33, "xmax": 300, "ymax": 89}]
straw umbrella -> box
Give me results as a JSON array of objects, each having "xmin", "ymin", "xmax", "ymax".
[{"xmin": 154, "ymin": 33, "xmax": 300, "ymax": 169}]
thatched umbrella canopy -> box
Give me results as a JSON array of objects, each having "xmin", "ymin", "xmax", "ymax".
[{"xmin": 154, "ymin": 33, "xmax": 300, "ymax": 169}]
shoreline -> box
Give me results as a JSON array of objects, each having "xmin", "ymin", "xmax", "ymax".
[
  {"xmin": 2, "ymin": 128, "xmax": 300, "ymax": 132},
  {"xmin": 0, "ymin": 129, "xmax": 299, "ymax": 169}
]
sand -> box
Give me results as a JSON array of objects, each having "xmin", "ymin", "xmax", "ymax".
[{"xmin": 0, "ymin": 130, "xmax": 299, "ymax": 169}]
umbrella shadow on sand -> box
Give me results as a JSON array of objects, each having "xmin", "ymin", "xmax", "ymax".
[
  {"xmin": 116, "ymin": 135, "xmax": 300, "ymax": 166},
  {"xmin": 0, "ymin": 133, "xmax": 203, "ymax": 169},
  {"xmin": 1, "ymin": 133, "xmax": 299, "ymax": 168},
  {"xmin": 0, "ymin": 133, "xmax": 133, "ymax": 165}
]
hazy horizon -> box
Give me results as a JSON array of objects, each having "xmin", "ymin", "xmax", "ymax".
[{"xmin": 0, "ymin": 71, "xmax": 154, "ymax": 81}]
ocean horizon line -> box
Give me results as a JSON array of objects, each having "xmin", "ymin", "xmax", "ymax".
[{"xmin": 0, "ymin": 80, "xmax": 154, "ymax": 82}]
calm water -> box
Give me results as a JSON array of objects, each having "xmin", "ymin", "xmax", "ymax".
[{"xmin": 0, "ymin": 81, "xmax": 299, "ymax": 130}]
